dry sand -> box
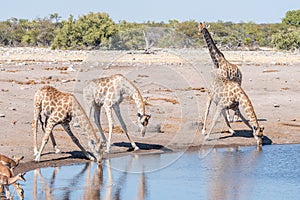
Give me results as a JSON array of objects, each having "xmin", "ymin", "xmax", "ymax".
[{"xmin": 0, "ymin": 47, "xmax": 299, "ymax": 174}]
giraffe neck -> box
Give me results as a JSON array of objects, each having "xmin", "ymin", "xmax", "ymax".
[
  {"xmin": 120, "ymin": 77, "xmax": 145, "ymax": 115},
  {"xmin": 201, "ymin": 27, "xmax": 224, "ymax": 68},
  {"xmin": 237, "ymin": 90, "xmax": 259, "ymax": 128},
  {"xmin": 71, "ymin": 95, "xmax": 99, "ymax": 142}
]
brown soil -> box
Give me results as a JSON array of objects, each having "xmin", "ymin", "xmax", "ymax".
[{"xmin": 0, "ymin": 47, "xmax": 299, "ymax": 174}]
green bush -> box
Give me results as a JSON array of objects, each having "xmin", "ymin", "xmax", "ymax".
[
  {"xmin": 51, "ymin": 12, "xmax": 117, "ymax": 49},
  {"xmin": 271, "ymin": 29, "xmax": 300, "ymax": 50}
]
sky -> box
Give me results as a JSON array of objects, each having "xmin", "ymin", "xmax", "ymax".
[{"xmin": 1, "ymin": 0, "xmax": 299, "ymax": 23}]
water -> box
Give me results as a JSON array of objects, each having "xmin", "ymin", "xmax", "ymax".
[{"xmin": 16, "ymin": 144, "xmax": 300, "ymax": 199}]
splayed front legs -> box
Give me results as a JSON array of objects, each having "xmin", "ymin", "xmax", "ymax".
[{"xmin": 101, "ymin": 105, "xmax": 139, "ymax": 153}]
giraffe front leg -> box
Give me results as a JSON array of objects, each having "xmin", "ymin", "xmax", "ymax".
[
  {"xmin": 62, "ymin": 123, "xmax": 95, "ymax": 161},
  {"xmin": 205, "ymin": 106, "xmax": 222, "ymax": 141},
  {"xmin": 202, "ymin": 94, "xmax": 212, "ymax": 136},
  {"xmin": 104, "ymin": 107, "xmax": 113, "ymax": 153},
  {"xmin": 35, "ymin": 120, "xmax": 55, "ymax": 162},
  {"xmin": 94, "ymin": 104, "xmax": 107, "ymax": 143},
  {"xmin": 113, "ymin": 105, "xmax": 139, "ymax": 151},
  {"xmin": 32, "ymin": 109, "xmax": 41, "ymax": 156}
]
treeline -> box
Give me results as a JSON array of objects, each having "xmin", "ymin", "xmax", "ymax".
[{"xmin": 0, "ymin": 10, "xmax": 299, "ymax": 51}]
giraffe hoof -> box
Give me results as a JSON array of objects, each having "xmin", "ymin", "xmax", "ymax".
[
  {"xmin": 105, "ymin": 149, "xmax": 110, "ymax": 153},
  {"xmin": 204, "ymin": 135, "xmax": 210, "ymax": 141},
  {"xmin": 55, "ymin": 148, "xmax": 61, "ymax": 154},
  {"xmin": 34, "ymin": 149, "xmax": 38, "ymax": 156},
  {"xmin": 134, "ymin": 146, "xmax": 140, "ymax": 151},
  {"xmin": 201, "ymin": 129, "xmax": 206, "ymax": 136},
  {"xmin": 34, "ymin": 156, "xmax": 41, "ymax": 162}
]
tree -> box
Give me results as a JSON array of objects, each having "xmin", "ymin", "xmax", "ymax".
[{"xmin": 282, "ymin": 10, "xmax": 300, "ymax": 27}]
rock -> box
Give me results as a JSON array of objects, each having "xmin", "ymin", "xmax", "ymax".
[
  {"xmin": 273, "ymin": 104, "xmax": 280, "ymax": 108},
  {"xmin": 0, "ymin": 114, "xmax": 5, "ymax": 117}
]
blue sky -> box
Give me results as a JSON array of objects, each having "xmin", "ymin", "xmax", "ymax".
[{"xmin": 1, "ymin": 0, "xmax": 299, "ymax": 23}]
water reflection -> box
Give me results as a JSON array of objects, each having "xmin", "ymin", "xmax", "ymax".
[
  {"xmin": 21, "ymin": 145, "xmax": 300, "ymax": 200},
  {"xmin": 28, "ymin": 158, "xmax": 147, "ymax": 200},
  {"xmin": 206, "ymin": 147, "xmax": 262, "ymax": 200}
]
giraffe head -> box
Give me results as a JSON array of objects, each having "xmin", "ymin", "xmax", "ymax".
[
  {"xmin": 253, "ymin": 125, "xmax": 264, "ymax": 146},
  {"xmin": 88, "ymin": 139, "xmax": 104, "ymax": 163},
  {"xmin": 198, "ymin": 22, "xmax": 210, "ymax": 35},
  {"xmin": 137, "ymin": 113, "xmax": 151, "ymax": 137}
]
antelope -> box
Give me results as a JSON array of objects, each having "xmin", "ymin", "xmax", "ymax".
[
  {"xmin": 0, "ymin": 164, "xmax": 26, "ymax": 200},
  {"xmin": 0, "ymin": 154, "xmax": 24, "ymax": 171}
]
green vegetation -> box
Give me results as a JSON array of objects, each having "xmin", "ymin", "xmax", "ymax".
[{"xmin": 0, "ymin": 10, "xmax": 299, "ymax": 51}]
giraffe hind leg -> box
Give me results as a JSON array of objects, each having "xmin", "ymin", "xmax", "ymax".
[
  {"xmin": 39, "ymin": 115, "xmax": 60, "ymax": 154},
  {"xmin": 221, "ymin": 109, "xmax": 235, "ymax": 134},
  {"xmin": 49, "ymin": 132, "xmax": 60, "ymax": 154},
  {"xmin": 232, "ymin": 109, "xmax": 241, "ymax": 122}
]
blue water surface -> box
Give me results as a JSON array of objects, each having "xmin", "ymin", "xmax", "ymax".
[{"xmin": 18, "ymin": 144, "xmax": 300, "ymax": 200}]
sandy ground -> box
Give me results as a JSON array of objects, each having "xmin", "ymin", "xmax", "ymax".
[{"xmin": 0, "ymin": 47, "xmax": 299, "ymax": 174}]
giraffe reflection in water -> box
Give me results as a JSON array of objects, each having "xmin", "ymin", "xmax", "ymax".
[
  {"xmin": 32, "ymin": 158, "xmax": 147, "ymax": 200},
  {"xmin": 206, "ymin": 147, "xmax": 262, "ymax": 200}
]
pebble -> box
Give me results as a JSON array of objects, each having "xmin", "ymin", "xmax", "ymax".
[
  {"xmin": 0, "ymin": 114, "xmax": 5, "ymax": 117},
  {"xmin": 20, "ymin": 86, "xmax": 30, "ymax": 90},
  {"xmin": 67, "ymin": 65, "xmax": 76, "ymax": 72}
]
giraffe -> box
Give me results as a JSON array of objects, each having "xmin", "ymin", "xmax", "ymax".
[
  {"xmin": 201, "ymin": 76, "xmax": 264, "ymax": 146},
  {"xmin": 199, "ymin": 22, "xmax": 242, "ymax": 121},
  {"xmin": 32, "ymin": 85, "xmax": 103, "ymax": 163},
  {"xmin": 83, "ymin": 74, "xmax": 151, "ymax": 153}
]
